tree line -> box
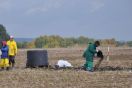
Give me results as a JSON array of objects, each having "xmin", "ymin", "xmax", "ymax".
[
  {"xmin": 0, "ymin": 24, "xmax": 132, "ymax": 48},
  {"xmin": 17, "ymin": 35, "xmax": 95, "ymax": 48},
  {"xmin": 16, "ymin": 36, "xmax": 132, "ymax": 48}
]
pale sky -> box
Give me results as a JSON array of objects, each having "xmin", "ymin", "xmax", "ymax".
[{"xmin": 0, "ymin": 0, "xmax": 132, "ymax": 41}]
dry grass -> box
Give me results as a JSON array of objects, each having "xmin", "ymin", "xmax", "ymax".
[{"xmin": 0, "ymin": 48, "xmax": 132, "ymax": 88}]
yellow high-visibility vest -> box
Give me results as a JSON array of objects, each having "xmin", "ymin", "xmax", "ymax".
[{"xmin": 7, "ymin": 40, "xmax": 17, "ymax": 56}]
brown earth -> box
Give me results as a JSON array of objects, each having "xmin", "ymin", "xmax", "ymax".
[{"xmin": 0, "ymin": 48, "xmax": 132, "ymax": 88}]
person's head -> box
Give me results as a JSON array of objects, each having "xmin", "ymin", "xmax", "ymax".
[
  {"xmin": 10, "ymin": 35, "xmax": 14, "ymax": 41},
  {"xmin": 95, "ymin": 41, "xmax": 100, "ymax": 47},
  {"xmin": 2, "ymin": 41, "xmax": 7, "ymax": 46}
]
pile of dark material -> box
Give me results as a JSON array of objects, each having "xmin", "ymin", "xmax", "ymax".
[{"xmin": 96, "ymin": 66, "xmax": 132, "ymax": 71}]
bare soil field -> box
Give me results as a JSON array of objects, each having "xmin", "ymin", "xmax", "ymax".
[{"xmin": 0, "ymin": 47, "xmax": 132, "ymax": 88}]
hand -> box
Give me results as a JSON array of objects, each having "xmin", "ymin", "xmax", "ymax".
[
  {"xmin": 14, "ymin": 53, "xmax": 17, "ymax": 56},
  {"xmin": 96, "ymin": 49, "xmax": 99, "ymax": 52}
]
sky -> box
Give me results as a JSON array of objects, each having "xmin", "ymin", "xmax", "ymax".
[{"xmin": 0, "ymin": 0, "xmax": 132, "ymax": 41}]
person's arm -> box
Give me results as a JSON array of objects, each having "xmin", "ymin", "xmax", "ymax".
[
  {"xmin": 83, "ymin": 50, "xmax": 86, "ymax": 58},
  {"xmin": 7, "ymin": 41, "xmax": 9, "ymax": 46},
  {"xmin": 14, "ymin": 41, "xmax": 18, "ymax": 55},
  {"xmin": 89, "ymin": 44, "xmax": 97, "ymax": 54},
  {"xmin": 1, "ymin": 47, "xmax": 8, "ymax": 52}
]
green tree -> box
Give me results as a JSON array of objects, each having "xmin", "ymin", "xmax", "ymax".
[
  {"xmin": 127, "ymin": 41, "xmax": 132, "ymax": 47},
  {"xmin": 35, "ymin": 36, "xmax": 45, "ymax": 48},
  {"xmin": 34, "ymin": 35, "xmax": 95, "ymax": 48},
  {"xmin": 77, "ymin": 36, "xmax": 87, "ymax": 44},
  {"xmin": 17, "ymin": 42, "xmax": 28, "ymax": 48},
  {"xmin": 0, "ymin": 24, "xmax": 10, "ymax": 47},
  {"xmin": 116, "ymin": 41, "xmax": 126, "ymax": 47},
  {"xmin": 26, "ymin": 41, "xmax": 35, "ymax": 48},
  {"xmin": 101, "ymin": 38, "xmax": 117, "ymax": 46}
]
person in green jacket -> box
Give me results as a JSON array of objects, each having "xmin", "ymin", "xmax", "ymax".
[{"xmin": 83, "ymin": 41, "xmax": 100, "ymax": 72}]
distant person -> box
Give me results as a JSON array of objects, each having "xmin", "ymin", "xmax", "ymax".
[
  {"xmin": 0, "ymin": 41, "xmax": 9, "ymax": 70},
  {"xmin": 7, "ymin": 36, "xmax": 17, "ymax": 69},
  {"xmin": 83, "ymin": 41, "xmax": 100, "ymax": 72}
]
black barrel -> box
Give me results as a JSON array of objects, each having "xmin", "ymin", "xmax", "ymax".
[{"xmin": 26, "ymin": 50, "xmax": 48, "ymax": 68}]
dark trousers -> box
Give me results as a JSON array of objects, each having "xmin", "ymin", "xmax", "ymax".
[{"xmin": 9, "ymin": 56, "xmax": 15, "ymax": 67}]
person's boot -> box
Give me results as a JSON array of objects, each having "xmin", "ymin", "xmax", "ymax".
[
  {"xmin": 1, "ymin": 67, "xmax": 4, "ymax": 71},
  {"xmin": 86, "ymin": 67, "xmax": 94, "ymax": 72},
  {"xmin": 6, "ymin": 67, "xmax": 10, "ymax": 71},
  {"xmin": 12, "ymin": 64, "xmax": 15, "ymax": 70}
]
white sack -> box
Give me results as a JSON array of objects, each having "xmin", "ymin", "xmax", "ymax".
[{"xmin": 56, "ymin": 60, "xmax": 73, "ymax": 68}]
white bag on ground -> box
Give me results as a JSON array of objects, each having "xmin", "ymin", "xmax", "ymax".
[{"xmin": 56, "ymin": 60, "xmax": 73, "ymax": 68}]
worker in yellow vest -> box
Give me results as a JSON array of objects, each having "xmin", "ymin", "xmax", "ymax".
[{"xmin": 7, "ymin": 36, "xmax": 17, "ymax": 69}]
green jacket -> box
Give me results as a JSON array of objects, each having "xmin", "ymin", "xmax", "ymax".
[{"xmin": 83, "ymin": 43, "xmax": 97, "ymax": 61}]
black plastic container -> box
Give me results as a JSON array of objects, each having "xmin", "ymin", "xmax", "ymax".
[{"xmin": 26, "ymin": 50, "xmax": 48, "ymax": 68}]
